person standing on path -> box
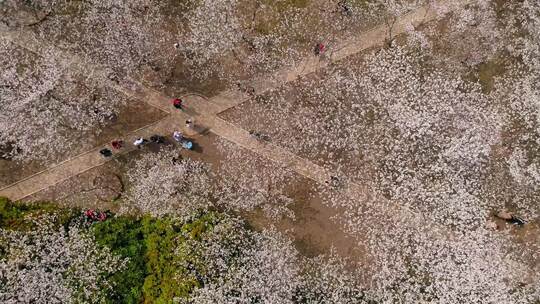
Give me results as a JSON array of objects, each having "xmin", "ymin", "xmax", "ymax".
[
  {"xmin": 314, "ymin": 43, "xmax": 326, "ymax": 56},
  {"xmin": 150, "ymin": 135, "xmax": 165, "ymax": 144},
  {"xmin": 133, "ymin": 137, "xmax": 147, "ymax": 149},
  {"xmin": 172, "ymin": 98, "xmax": 183, "ymax": 110},
  {"xmin": 185, "ymin": 118, "xmax": 194, "ymax": 129},
  {"xmin": 173, "ymin": 131, "xmax": 183, "ymax": 142},
  {"xmin": 99, "ymin": 148, "xmax": 112, "ymax": 157},
  {"xmin": 111, "ymin": 140, "xmax": 123, "ymax": 150}
]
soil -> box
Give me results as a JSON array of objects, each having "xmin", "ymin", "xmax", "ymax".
[
  {"xmin": 245, "ymin": 177, "xmax": 367, "ymax": 263},
  {"xmin": 23, "ymin": 158, "xmax": 126, "ymax": 211}
]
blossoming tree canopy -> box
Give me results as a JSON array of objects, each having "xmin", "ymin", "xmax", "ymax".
[{"xmin": 0, "ymin": 40, "xmax": 125, "ymax": 163}]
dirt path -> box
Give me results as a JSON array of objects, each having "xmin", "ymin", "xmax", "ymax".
[
  {"xmin": 0, "ymin": 116, "xmax": 173, "ymax": 200},
  {"xmin": 0, "ymin": 1, "xmax": 467, "ymax": 211}
]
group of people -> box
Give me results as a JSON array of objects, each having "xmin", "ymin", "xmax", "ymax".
[
  {"xmin": 98, "ymin": 98, "xmax": 194, "ymax": 158},
  {"xmin": 83, "ymin": 209, "xmax": 110, "ymax": 223},
  {"xmin": 132, "ymin": 134, "xmax": 165, "ymax": 148},
  {"xmin": 99, "ymin": 130, "xmax": 191, "ymax": 158}
]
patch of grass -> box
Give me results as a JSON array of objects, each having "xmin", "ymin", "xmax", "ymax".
[
  {"xmin": 466, "ymin": 56, "xmax": 507, "ymax": 94},
  {"xmin": 92, "ymin": 211, "xmax": 222, "ymax": 303},
  {"xmin": 0, "ymin": 197, "xmax": 77, "ymax": 230},
  {"xmin": 254, "ymin": 20, "xmax": 277, "ymax": 35},
  {"xmin": 247, "ymin": 0, "xmax": 309, "ymax": 36},
  {"xmin": 92, "ymin": 216, "xmax": 147, "ymax": 304},
  {"xmin": 0, "ymin": 199, "xmax": 230, "ymax": 303},
  {"xmin": 476, "ymin": 58, "xmax": 507, "ymax": 93},
  {"xmin": 141, "ymin": 212, "xmax": 220, "ymax": 303}
]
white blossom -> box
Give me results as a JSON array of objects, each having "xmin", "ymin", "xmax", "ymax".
[
  {"xmin": 215, "ymin": 139, "xmax": 297, "ymax": 219},
  {"xmin": 0, "ymin": 216, "xmax": 126, "ymax": 303},
  {"xmin": 123, "ymin": 148, "xmax": 214, "ymax": 217},
  {"xmin": 0, "ymin": 39, "xmax": 124, "ymax": 162}
]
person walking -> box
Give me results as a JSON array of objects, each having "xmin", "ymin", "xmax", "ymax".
[
  {"xmin": 172, "ymin": 98, "xmax": 183, "ymax": 110},
  {"xmin": 338, "ymin": 1, "xmax": 352, "ymax": 16},
  {"xmin": 325, "ymin": 175, "xmax": 341, "ymax": 188},
  {"xmin": 173, "ymin": 131, "xmax": 183, "ymax": 142},
  {"xmin": 133, "ymin": 137, "xmax": 147, "ymax": 149},
  {"xmin": 99, "ymin": 148, "xmax": 112, "ymax": 157},
  {"xmin": 150, "ymin": 135, "xmax": 165, "ymax": 144},
  {"xmin": 185, "ymin": 118, "xmax": 194, "ymax": 129},
  {"xmin": 314, "ymin": 43, "xmax": 326, "ymax": 56},
  {"xmin": 111, "ymin": 140, "xmax": 123, "ymax": 150}
]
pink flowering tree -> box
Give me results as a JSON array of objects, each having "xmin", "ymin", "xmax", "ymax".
[
  {"xmin": 0, "ymin": 216, "xmax": 126, "ymax": 303},
  {"xmin": 0, "ymin": 40, "xmax": 124, "ymax": 163},
  {"xmin": 174, "ymin": 215, "xmax": 365, "ymax": 304},
  {"xmin": 122, "ymin": 149, "xmax": 214, "ymax": 217},
  {"xmin": 215, "ymin": 139, "xmax": 297, "ymax": 219},
  {"xmin": 1, "ymin": 0, "xmax": 177, "ymax": 83}
]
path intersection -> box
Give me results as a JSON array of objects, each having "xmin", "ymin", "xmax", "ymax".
[{"xmin": 0, "ymin": 1, "xmax": 468, "ymax": 235}]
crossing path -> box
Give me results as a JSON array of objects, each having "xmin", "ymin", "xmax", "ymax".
[{"xmin": 0, "ymin": 0, "xmax": 468, "ymax": 214}]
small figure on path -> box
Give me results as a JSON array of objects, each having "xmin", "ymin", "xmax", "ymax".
[
  {"xmin": 181, "ymin": 139, "xmax": 193, "ymax": 150},
  {"xmin": 171, "ymin": 156, "xmax": 181, "ymax": 164},
  {"xmin": 325, "ymin": 175, "xmax": 342, "ymax": 188},
  {"xmin": 236, "ymin": 82, "xmax": 256, "ymax": 97},
  {"xmin": 247, "ymin": 86, "xmax": 255, "ymax": 97},
  {"xmin": 173, "ymin": 130, "xmax": 193, "ymax": 149},
  {"xmin": 111, "ymin": 140, "xmax": 123, "ymax": 150},
  {"xmin": 84, "ymin": 209, "xmax": 109, "ymax": 223},
  {"xmin": 173, "ymin": 131, "xmax": 183, "ymax": 142},
  {"xmin": 249, "ymin": 130, "xmax": 259, "ymax": 138},
  {"xmin": 495, "ymin": 210, "xmax": 527, "ymax": 226},
  {"xmin": 107, "ymin": 70, "xmax": 119, "ymax": 84},
  {"xmin": 509, "ymin": 215, "xmax": 526, "ymax": 226},
  {"xmin": 133, "ymin": 137, "xmax": 148, "ymax": 149},
  {"xmin": 338, "ymin": 1, "xmax": 352, "ymax": 16},
  {"xmin": 150, "ymin": 135, "xmax": 165, "ymax": 144},
  {"xmin": 185, "ymin": 119, "xmax": 194, "ymax": 129},
  {"xmin": 172, "ymin": 98, "xmax": 183, "ymax": 110},
  {"xmin": 314, "ymin": 43, "xmax": 326, "ymax": 56},
  {"xmin": 249, "ymin": 130, "xmax": 270, "ymax": 142},
  {"xmin": 99, "ymin": 148, "xmax": 112, "ymax": 157}
]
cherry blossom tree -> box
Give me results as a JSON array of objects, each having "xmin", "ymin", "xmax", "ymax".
[
  {"xmin": 0, "ymin": 215, "xmax": 126, "ymax": 303},
  {"xmin": 123, "ymin": 142, "xmax": 298, "ymax": 219},
  {"xmin": 301, "ymin": 253, "xmax": 366, "ymax": 303},
  {"xmin": 0, "ymin": 0, "xmax": 58, "ymax": 27},
  {"xmin": 426, "ymin": 0, "xmax": 504, "ymax": 68},
  {"xmin": 1, "ymin": 0, "xmax": 178, "ymax": 83},
  {"xmin": 363, "ymin": 216, "xmax": 538, "ymax": 303},
  {"xmin": 178, "ymin": 0, "xmax": 375, "ymax": 85},
  {"xmin": 0, "ymin": 39, "xmax": 124, "ymax": 162},
  {"xmin": 220, "ymin": 2, "xmax": 540, "ymax": 300},
  {"xmin": 179, "ymin": 226, "xmax": 302, "ymax": 303},
  {"xmin": 175, "ymin": 214, "xmax": 366, "ymax": 304},
  {"xmin": 123, "ymin": 149, "xmax": 214, "ymax": 217},
  {"xmin": 1, "ymin": 1, "xmax": 539, "ymax": 302},
  {"xmin": 215, "ymin": 139, "xmax": 297, "ymax": 219}
]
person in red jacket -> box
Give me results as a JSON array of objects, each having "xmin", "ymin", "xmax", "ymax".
[
  {"xmin": 111, "ymin": 140, "xmax": 123, "ymax": 150},
  {"xmin": 315, "ymin": 43, "xmax": 326, "ymax": 55},
  {"xmin": 172, "ymin": 98, "xmax": 183, "ymax": 110}
]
